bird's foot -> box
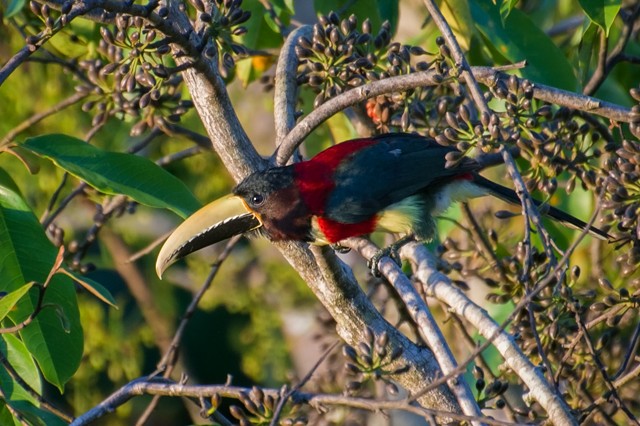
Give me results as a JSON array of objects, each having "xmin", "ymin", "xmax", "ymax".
[
  {"xmin": 367, "ymin": 236, "xmax": 415, "ymax": 277},
  {"xmin": 331, "ymin": 243, "xmax": 351, "ymax": 254}
]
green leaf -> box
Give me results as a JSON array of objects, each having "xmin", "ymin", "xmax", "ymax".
[
  {"xmin": 59, "ymin": 268, "xmax": 117, "ymax": 307},
  {"xmin": 499, "ymin": 0, "xmax": 519, "ymax": 23},
  {"xmin": 578, "ymin": 0, "xmax": 621, "ymax": 36},
  {"xmin": 3, "ymin": 0, "xmax": 25, "ymax": 19},
  {"xmin": 0, "ymin": 283, "xmax": 34, "ymax": 321},
  {"xmin": 441, "ymin": 0, "xmax": 474, "ymax": 51},
  {"xmin": 578, "ymin": 22, "xmax": 600, "ymax": 85},
  {"xmin": 0, "ymin": 403, "xmax": 20, "ymax": 426},
  {"xmin": 326, "ymin": 113, "xmax": 357, "ymax": 142},
  {"xmin": 0, "ymin": 168, "xmax": 83, "ymax": 391},
  {"xmin": 470, "ymin": 0, "xmax": 578, "ymax": 91},
  {"xmin": 375, "ymin": 0, "xmax": 399, "ymax": 36},
  {"xmin": 8, "ymin": 400, "xmax": 67, "ymax": 426},
  {"xmin": 240, "ymin": 1, "xmax": 288, "ymax": 50},
  {"xmin": 18, "ymin": 274, "xmax": 83, "ymax": 391},
  {"xmin": 22, "ymin": 134, "xmax": 201, "ymax": 219},
  {"xmin": 0, "ymin": 334, "xmax": 42, "ymax": 404}
]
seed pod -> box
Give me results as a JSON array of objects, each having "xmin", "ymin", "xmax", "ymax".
[
  {"xmin": 344, "ymin": 362, "xmax": 360, "ymax": 375},
  {"xmin": 357, "ymin": 341, "xmax": 372, "ymax": 357},
  {"xmin": 362, "ymin": 18, "xmax": 371, "ymax": 34},
  {"xmin": 342, "ymin": 345, "xmax": 358, "ymax": 362},
  {"xmin": 508, "ymin": 74, "xmax": 519, "ymax": 92},
  {"xmin": 139, "ymin": 92, "xmax": 151, "ymax": 108},
  {"xmin": 392, "ymin": 364, "xmax": 410, "ymax": 375},
  {"xmin": 346, "ymin": 380, "xmax": 362, "ymax": 392}
]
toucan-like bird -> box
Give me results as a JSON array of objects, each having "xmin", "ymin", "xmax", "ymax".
[{"xmin": 156, "ymin": 133, "xmax": 610, "ymax": 277}]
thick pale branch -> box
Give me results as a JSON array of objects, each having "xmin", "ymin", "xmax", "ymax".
[
  {"xmin": 343, "ymin": 238, "xmax": 483, "ymax": 423},
  {"xmin": 401, "ymin": 242, "xmax": 579, "ymax": 426},
  {"xmin": 273, "ymin": 26, "xmax": 313, "ymax": 145}
]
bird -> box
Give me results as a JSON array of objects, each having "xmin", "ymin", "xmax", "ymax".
[{"xmin": 156, "ymin": 133, "xmax": 611, "ymax": 277}]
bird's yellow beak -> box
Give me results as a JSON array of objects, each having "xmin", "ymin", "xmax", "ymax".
[{"xmin": 156, "ymin": 194, "xmax": 261, "ymax": 278}]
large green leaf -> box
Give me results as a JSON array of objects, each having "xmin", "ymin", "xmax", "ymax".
[
  {"xmin": 18, "ymin": 274, "xmax": 83, "ymax": 391},
  {"xmin": 470, "ymin": 0, "xmax": 578, "ymax": 91},
  {"xmin": 578, "ymin": 0, "xmax": 621, "ymax": 36},
  {"xmin": 0, "ymin": 168, "xmax": 83, "ymax": 391},
  {"xmin": 22, "ymin": 134, "xmax": 201, "ymax": 219},
  {"xmin": 0, "ymin": 403, "xmax": 20, "ymax": 426},
  {"xmin": 0, "ymin": 334, "xmax": 42, "ymax": 403}
]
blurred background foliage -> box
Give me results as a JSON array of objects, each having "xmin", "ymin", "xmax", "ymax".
[{"xmin": 0, "ymin": 0, "xmax": 639, "ymax": 424}]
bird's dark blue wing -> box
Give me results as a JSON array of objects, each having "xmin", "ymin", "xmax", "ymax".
[{"xmin": 325, "ymin": 133, "xmax": 480, "ymax": 224}]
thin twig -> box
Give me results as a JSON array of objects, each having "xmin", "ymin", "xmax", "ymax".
[
  {"xmin": 136, "ymin": 236, "xmax": 241, "ymax": 425},
  {"xmin": 583, "ymin": 4, "xmax": 640, "ymax": 95},
  {"xmin": 270, "ymin": 340, "xmax": 340, "ymax": 426},
  {"xmin": 570, "ymin": 305, "xmax": 640, "ymax": 425},
  {"xmin": 71, "ymin": 378, "xmax": 532, "ymax": 426},
  {"xmin": 1, "ymin": 92, "xmax": 89, "ymax": 147},
  {"xmin": 421, "ymin": 0, "xmax": 490, "ymax": 116}
]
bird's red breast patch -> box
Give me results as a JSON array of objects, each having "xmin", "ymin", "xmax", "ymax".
[{"xmin": 316, "ymin": 215, "xmax": 377, "ymax": 243}]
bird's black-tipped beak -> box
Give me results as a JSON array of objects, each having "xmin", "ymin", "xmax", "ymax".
[{"xmin": 156, "ymin": 195, "xmax": 261, "ymax": 278}]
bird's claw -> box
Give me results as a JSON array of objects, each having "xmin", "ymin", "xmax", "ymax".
[
  {"xmin": 367, "ymin": 236, "xmax": 415, "ymax": 277},
  {"xmin": 331, "ymin": 243, "xmax": 351, "ymax": 254},
  {"xmin": 368, "ymin": 247, "xmax": 401, "ymax": 277}
]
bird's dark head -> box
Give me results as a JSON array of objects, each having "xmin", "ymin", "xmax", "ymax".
[
  {"xmin": 156, "ymin": 165, "xmax": 312, "ymax": 278},
  {"xmin": 233, "ymin": 166, "xmax": 312, "ymax": 241},
  {"xmin": 233, "ymin": 167, "xmax": 295, "ymax": 213}
]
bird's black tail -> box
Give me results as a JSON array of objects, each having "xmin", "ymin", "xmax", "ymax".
[{"xmin": 473, "ymin": 175, "xmax": 611, "ymax": 241}]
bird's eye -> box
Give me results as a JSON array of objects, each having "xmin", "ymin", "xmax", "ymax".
[{"xmin": 250, "ymin": 193, "xmax": 264, "ymax": 206}]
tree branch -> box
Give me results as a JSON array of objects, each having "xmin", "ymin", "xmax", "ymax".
[
  {"xmin": 343, "ymin": 238, "xmax": 484, "ymax": 424},
  {"xmin": 69, "ymin": 377, "xmax": 526, "ymax": 426},
  {"xmin": 273, "ymin": 26, "xmax": 311, "ymax": 146},
  {"xmin": 402, "ymin": 242, "xmax": 579, "ymax": 426},
  {"xmin": 274, "ymin": 66, "xmax": 634, "ymax": 165}
]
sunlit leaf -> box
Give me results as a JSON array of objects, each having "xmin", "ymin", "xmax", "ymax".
[
  {"xmin": 0, "ymin": 283, "xmax": 34, "ymax": 321},
  {"xmin": 470, "ymin": 0, "xmax": 578, "ymax": 91},
  {"xmin": 0, "ymin": 334, "xmax": 42, "ymax": 403},
  {"xmin": 22, "ymin": 134, "xmax": 201, "ymax": 219},
  {"xmin": 59, "ymin": 268, "xmax": 117, "ymax": 308},
  {"xmin": 578, "ymin": 0, "xmax": 621, "ymax": 36},
  {"xmin": 441, "ymin": 0, "xmax": 474, "ymax": 51},
  {"xmin": 0, "ymin": 168, "xmax": 82, "ymax": 391},
  {"xmin": 499, "ymin": 0, "xmax": 519, "ymax": 23},
  {"xmin": 3, "ymin": 0, "xmax": 25, "ymax": 18}
]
